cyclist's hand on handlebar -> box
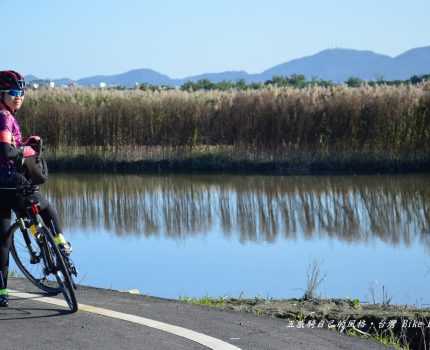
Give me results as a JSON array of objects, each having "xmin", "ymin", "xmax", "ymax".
[
  {"xmin": 23, "ymin": 146, "xmax": 37, "ymax": 158},
  {"xmin": 17, "ymin": 146, "xmax": 36, "ymax": 164},
  {"xmin": 23, "ymin": 135, "xmax": 41, "ymax": 144},
  {"xmin": 23, "ymin": 135, "xmax": 42, "ymax": 153}
]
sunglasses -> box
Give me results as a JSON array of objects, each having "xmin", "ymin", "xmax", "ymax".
[{"xmin": 6, "ymin": 89, "xmax": 25, "ymax": 97}]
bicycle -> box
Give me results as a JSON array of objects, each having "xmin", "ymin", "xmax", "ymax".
[{"xmin": 5, "ymin": 185, "xmax": 78, "ymax": 312}]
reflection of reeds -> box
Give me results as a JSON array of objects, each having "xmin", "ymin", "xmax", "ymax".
[
  {"xmin": 18, "ymin": 85, "xmax": 430, "ymax": 171},
  {"xmin": 43, "ymin": 174, "xmax": 430, "ymax": 251}
]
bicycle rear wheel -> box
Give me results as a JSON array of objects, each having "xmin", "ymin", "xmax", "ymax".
[{"xmin": 10, "ymin": 222, "xmax": 62, "ymax": 294}]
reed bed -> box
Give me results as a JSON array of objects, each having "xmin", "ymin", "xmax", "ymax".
[{"xmin": 18, "ymin": 84, "xmax": 430, "ymax": 173}]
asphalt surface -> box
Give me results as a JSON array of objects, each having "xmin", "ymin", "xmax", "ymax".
[{"xmin": 2, "ymin": 278, "xmax": 393, "ymax": 350}]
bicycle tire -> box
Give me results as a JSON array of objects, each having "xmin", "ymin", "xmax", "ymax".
[
  {"xmin": 41, "ymin": 224, "xmax": 78, "ymax": 313},
  {"xmin": 10, "ymin": 222, "xmax": 62, "ymax": 294}
]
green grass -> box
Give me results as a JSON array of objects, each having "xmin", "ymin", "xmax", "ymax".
[
  {"xmin": 347, "ymin": 328, "xmax": 409, "ymax": 350},
  {"xmin": 179, "ymin": 295, "xmax": 227, "ymax": 307},
  {"xmin": 373, "ymin": 333, "xmax": 409, "ymax": 350}
]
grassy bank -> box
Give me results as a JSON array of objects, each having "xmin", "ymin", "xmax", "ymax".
[
  {"xmin": 19, "ymin": 84, "xmax": 430, "ymax": 174},
  {"xmin": 180, "ymin": 295, "xmax": 430, "ymax": 350}
]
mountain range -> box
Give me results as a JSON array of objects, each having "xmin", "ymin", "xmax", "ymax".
[{"xmin": 26, "ymin": 46, "xmax": 430, "ymax": 87}]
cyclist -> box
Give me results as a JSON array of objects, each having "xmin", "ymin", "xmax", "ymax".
[{"xmin": 0, "ymin": 70, "xmax": 71, "ymax": 307}]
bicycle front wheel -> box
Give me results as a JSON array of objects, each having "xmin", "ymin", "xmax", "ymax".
[
  {"xmin": 10, "ymin": 222, "xmax": 62, "ymax": 294},
  {"xmin": 41, "ymin": 224, "xmax": 78, "ymax": 313}
]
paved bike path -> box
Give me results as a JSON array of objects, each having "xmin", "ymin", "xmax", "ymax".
[{"xmin": 3, "ymin": 278, "xmax": 392, "ymax": 350}]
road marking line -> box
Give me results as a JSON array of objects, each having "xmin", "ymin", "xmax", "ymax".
[{"xmin": 9, "ymin": 289, "xmax": 242, "ymax": 350}]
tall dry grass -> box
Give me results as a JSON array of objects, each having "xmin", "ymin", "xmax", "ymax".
[{"xmin": 17, "ymin": 84, "xmax": 430, "ymax": 171}]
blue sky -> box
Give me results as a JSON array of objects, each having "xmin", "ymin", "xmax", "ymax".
[{"xmin": 2, "ymin": 0, "xmax": 429, "ymax": 80}]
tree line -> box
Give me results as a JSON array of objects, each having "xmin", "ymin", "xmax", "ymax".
[{"xmin": 136, "ymin": 74, "xmax": 430, "ymax": 91}]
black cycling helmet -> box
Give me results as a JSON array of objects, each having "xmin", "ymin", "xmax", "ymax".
[{"xmin": 0, "ymin": 70, "xmax": 26, "ymax": 91}]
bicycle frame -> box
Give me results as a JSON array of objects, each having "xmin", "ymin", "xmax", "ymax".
[{"xmin": 16, "ymin": 204, "xmax": 56, "ymax": 277}]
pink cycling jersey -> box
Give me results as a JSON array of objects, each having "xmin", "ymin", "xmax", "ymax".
[{"xmin": 0, "ymin": 102, "xmax": 22, "ymax": 175}]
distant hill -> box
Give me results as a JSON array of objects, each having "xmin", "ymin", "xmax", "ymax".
[
  {"xmin": 179, "ymin": 70, "xmax": 250, "ymax": 84},
  {"xmin": 26, "ymin": 46, "xmax": 430, "ymax": 87},
  {"xmin": 76, "ymin": 69, "xmax": 176, "ymax": 87},
  {"xmin": 259, "ymin": 49, "xmax": 393, "ymax": 82},
  {"xmin": 25, "ymin": 74, "xmax": 40, "ymax": 82},
  {"xmin": 391, "ymin": 47, "xmax": 430, "ymax": 79},
  {"xmin": 261, "ymin": 47, "xmax": 430, "ymax": 82}
]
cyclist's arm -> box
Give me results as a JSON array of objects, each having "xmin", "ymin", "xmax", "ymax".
[
  {"xmin": 0, "ymin": 126, "xmax": 20, "ymax": 159},
  {"xmin": 0, "ymin": 112, "xmax": 35, "ymax": 159},
  {"xmin": 0, "ymin": 141, "xmax": 22, "ymax": 159},
  {"xmin": 0, "ymin": 131, "xmax": 36, "ymax": 159}
]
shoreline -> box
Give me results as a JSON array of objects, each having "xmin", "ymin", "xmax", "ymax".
[
  {"xmin": 47, "ymin": 156, "xmax": 430, "ymax": 175},
  {"xmin": 179, "ymin": 295, "xmax": 430, "ymax": 349}
]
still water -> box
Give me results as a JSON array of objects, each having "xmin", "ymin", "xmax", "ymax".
[{"xmin": 22, "ymin": 174, "xmax": 430, "ymax": 305}]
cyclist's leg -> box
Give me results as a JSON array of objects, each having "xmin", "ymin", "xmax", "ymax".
[
  {"xmin": 38, "ymin": 202, "xmax": 62, "ymax": 234},
  {"xmin": 0, "ymin": 208, "xmax": 11, "ymax": 306},
  {"xmin": 31, "ymin": 193, "xmax": 71, "ymax": 255},
  {"xmin": 12, "ymin": 172, "xmax": 62, "ymax": 234},
  {"xmin": 0, "ymin": 173, "xmax": 25, "ymax": 303},
  {"xmin": 13, "ymin": 173, "xmax": 70, "ymax": 255}
]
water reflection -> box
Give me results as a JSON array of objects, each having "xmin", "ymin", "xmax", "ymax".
[{"xmin": 43, "ymin": 174, "xmax": 430, "ymax": 248}]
